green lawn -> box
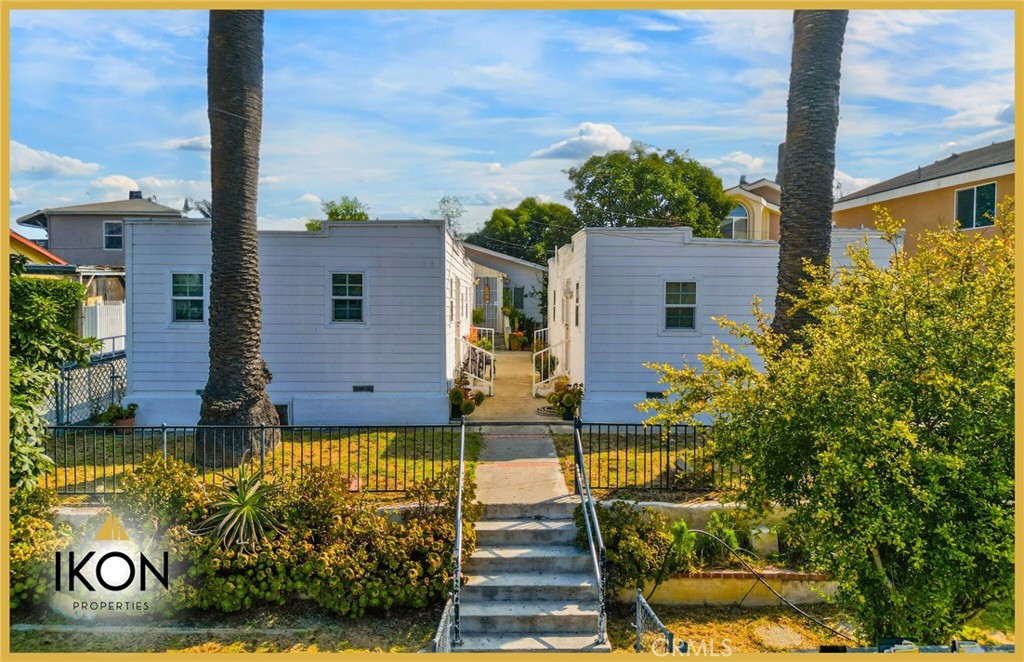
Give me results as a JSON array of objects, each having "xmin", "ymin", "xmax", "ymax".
[{"xmin": 44, "ymin": 428, "xmax": 482, "ymax": 500}]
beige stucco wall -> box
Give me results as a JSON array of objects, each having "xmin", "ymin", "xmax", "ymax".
[{"xmin": 834, "ymin": 173, "xmax": 1012, "ymax": 255}]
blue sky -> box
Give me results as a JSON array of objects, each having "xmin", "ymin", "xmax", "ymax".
[{"xmin": 8, "ymin": 9, "xmax": 1015, "ymax": 237}]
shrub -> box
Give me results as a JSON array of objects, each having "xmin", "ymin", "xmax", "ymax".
[
  {"xmin": 114, "ymin": 455, "xmax": 207, "ymax": 540},
  {"xmin": 279, "ymin": 466, "xmax": 364, "ymax": 545},
  {"xmin": 9, "ymin": 487, "xmax": 71, "ymax": 610},
  {"xmin": 576, "ymin": 501, "xmax": 672, "ymax": 593},
  {"xmin": 197, "ymin": 464, "xmax": 283, "ymax": 552},
  {"xmin": 695, "ymin": 511, "xmax": 741, "ymax": 568}
]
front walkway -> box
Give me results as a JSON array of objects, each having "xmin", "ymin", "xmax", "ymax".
[
  {"xmin": 473, "ymin": 424, "xmax": 571, "ymax": 504},
  {"xmin": 472, "ymin": 350, "xmax": 555, "ymax": 423}
]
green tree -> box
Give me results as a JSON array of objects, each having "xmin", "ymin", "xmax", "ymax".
[
  {"xmin": 432, "ymin": 194, "xmax": 465, "ymax": 234},
  {"xmin": 8, "ymin": 255, "xmax": 95, "ymax": 490},
  {"xmin": 322, "ymin": 195, "xmax": 370, "ymax": 221},
  {"xmin": 640, "ymin": 203, "xmax": 1015, "ymax": 643},
  {"xmin": 773, "ymin": 10, "xmax": 849, "ymax": 346},
  {"xmin": 463, "ymin": 197, "xmax": 577, "ymax": 265},
  {"xmin": 200, "ymin": 10, "xmax": 280, "ymax": 450},
  {"xmin": 563, "ymin": 143, "xmax": 734, "ymax": 236}
]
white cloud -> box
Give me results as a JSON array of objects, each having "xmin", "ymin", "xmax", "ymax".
[
  {"xmin": 260, "ymin": 175, "xmax": 286, "ymax": 184},
  {"xmin": 661, "ymin": 10, "xmax": 792, "ymax": 61},
  {"xmin": 10, "ymin": 187, "xmax": 23, "ymax": 207},
  {"xmin": 571, "ymin": 29, "xmax": 648, "ymax": 55},
  {"xmin": 466, "ymin": 183, "xmax": 525, "ymax": 207},
  {"xmin": 530, "ymin": 122, "xmax": 632, "ymax": 160},
  {"xmin": 90, "ymin": 175, "xmax": 140, "ymax": 200},
  {"xmin": 11, "ymin": 141, "xmax": 101, "ymax": 176},
  {"xmin": 485, "ymin": 163, "xmax": 504, "ymax": 174},
  {"xmin": 704, "ymin": 151, "xmax": 767, "ymax": 173},
  {"xmin": 995, "ymin": 103, "xmax": 1014, "ymax": 124},
  {"xmin": 297, "ymin": 193, "xmax": 322, "ymax": 205},
  {"xmin": 833, "ymin": 169, "xmax": 880, "ymax": 198},
  {"xmin": 163, "ymin": 135, "xmax": 210, "ymax": 151}
]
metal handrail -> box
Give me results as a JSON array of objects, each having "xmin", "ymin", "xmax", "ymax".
[
  {"xmin": 573, "ymin": 417, "xmax": 606, "ymax": 643},
  {"xmin": 459, "ymin": 338, "xmax": 495, "ymax": 395},
  {"xmin": 470, "ymin": 326, "xmax": 495, "ymax": 349},
  {"xmin": 531, "ymin": 336, "xmax": 565, "ymax": 396},
  {"xmin": 451, "ymin": 416, "xmax": 467, "ymax": 647}
]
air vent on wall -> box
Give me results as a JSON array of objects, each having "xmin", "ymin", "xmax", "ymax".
[{"xmin": 353, "ymin": 385, "xmax": 374, "ymax": 393}]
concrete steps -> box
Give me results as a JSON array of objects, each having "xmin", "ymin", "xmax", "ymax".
[{"xmin": 455, "ymin": 502, "xmax": 609, "ymax": 653}]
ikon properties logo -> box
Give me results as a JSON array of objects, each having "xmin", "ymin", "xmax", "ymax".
[{"xmin": 52, "ymin": 512, "xmax": 171, "ymax": 617}]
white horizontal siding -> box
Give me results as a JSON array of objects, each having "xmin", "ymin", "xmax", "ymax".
[{"xmin": 126, "ymin": 220, "xmax": 453, "ymax": 423}]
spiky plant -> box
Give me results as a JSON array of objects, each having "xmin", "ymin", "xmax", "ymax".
[{"xmin": 197, "ymin": 461, "xmax": 283, "ymax": 551}]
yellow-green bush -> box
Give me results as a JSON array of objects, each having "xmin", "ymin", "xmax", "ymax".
[{"xmin": 9, "ymin": 487, "xmax": 71, "ymax": 610}]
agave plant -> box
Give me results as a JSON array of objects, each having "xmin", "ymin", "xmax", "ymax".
[{"xmin": 196, "ymin": 460, "xmax": 283, "ymax": 551}]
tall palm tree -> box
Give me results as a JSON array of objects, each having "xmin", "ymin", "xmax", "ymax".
[
  {"xmin": 199, "ymin": 10, "xmax": 279, "ymax": 460},
  {"xmin": 772, "ymin": 10, "xmax": 849, "ymax": 346}
]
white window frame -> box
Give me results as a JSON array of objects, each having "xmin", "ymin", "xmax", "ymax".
[
  {"xmin": 327, "ymin": 271, "xmax": 366, "ymax": 325},
  {"xmin": 720, "ymin": 204, "xmax": 750, "ymax": 239},
  {"xmin": 168, "ymin": 271, "xmax": 208, "ymax": 326},
  {"xmin": 659, "ymin": 277, "xmax": 701, "ymax": 336},
  {"xmin": 103, "ymin": 221, "xmax": 124, "ymax": 251},
  {"xmin": 954, "ymin": 181, "xmax": 997, "ymax": 230}
]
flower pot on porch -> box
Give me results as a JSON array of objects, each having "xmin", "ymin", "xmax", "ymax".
[{"xmin": 509, "ymin": 338, "xmax": 522, "ymax": 351}]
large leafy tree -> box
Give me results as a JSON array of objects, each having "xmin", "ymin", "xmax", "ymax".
[
  {"xmin": 564, "ymin": 143, "xmax": 734, "ymax": 236},
  {"xmin": 641, "ymin": 203, "xmax": 1015, "ymax": 643},
  {"xmin": 199, "ymin": 10, "xmax": 279, "ymax": 451},
  {"xmin": 306, "ymin": 195, "xmax": 371, "ymax": 231},
  {"xmin": 463, "ymin": 197, "xmax": 577, "ymax": 265},
  {"xmin": 773, "ymin": 10, "xmax": 849, "ymax": 345}
]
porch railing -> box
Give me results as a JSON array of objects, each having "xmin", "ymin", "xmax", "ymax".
[
  {"xmin": 469, "ymin": 326, "xmax": 494, "ymax": 351},
  {"xmin": 459, "ymin": 337, "xmax": 495, "ymax": 396},
  {"xmin": 450, "ymin": 416, "xmax": 467, "ymax": 648},
  {"xmin": 531, "ymin": 327, "xmax": 566, "ymax": 396}
]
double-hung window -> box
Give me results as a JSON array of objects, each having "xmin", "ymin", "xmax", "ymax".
[
  {"xmin": 171, "ymin": 273, "xmax": 205, "ymax": 323},
  {"xmin": 104, "ymin": 221, "xmax": 123, "ymax": 250},
  {"xmin": 665, "ymin": 281, "xmax": 697, "ymax": 330},
  {"xmin": 719, "ymin": 205, "xmax": 750, "ymax": 239},
  {"xmin": 331, "ymin": 273, "xmax": 364, "ymax": 322},
  {"xmin": 955, "ymin": 182, "xmax": 996, "ymax": 229}
]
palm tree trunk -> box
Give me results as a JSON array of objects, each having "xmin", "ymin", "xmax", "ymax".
[
  {"xmin": 772, "ymin": 10, "xmax": 849, "ymax": 347},
  {"xmin": 199, "ymin": 10, "xmax": 279, "ymax": 462}
]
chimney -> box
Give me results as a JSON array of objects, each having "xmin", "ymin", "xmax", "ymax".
[
  {"xmin": 739, "ymin": 175, "xmax": 748, "ymax": 186},
  {"xmin": 129, "ymin": 190, "xmax": 143, "ymax": 200},
  {"xmin": 775, "ymin": 142, "xmax": 786, "ymax": 183}
]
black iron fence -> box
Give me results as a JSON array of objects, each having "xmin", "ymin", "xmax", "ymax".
[
  {"xmin": 577, "ymin": 422, "xmax": 737, "ymax": 492},
  {"xmin": 43, "ymin": 424, "xmax": 462, "ymax": 497},
  {"xmin": 43, "ymin": 354, "xmax": 127, "ymax": 426}
]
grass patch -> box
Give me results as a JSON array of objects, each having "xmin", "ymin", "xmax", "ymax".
[
  {"xmin": 608, "ymin": 602, "xmax": 857, "ymax": 653},
  {"xmin": 10, "ymin": 603, "xmax": 438, "ymax": 653},
  {"xmin": 553, "ymin": 433, "xmax": 729, "ymax": 503},
  {"xmin": 45, "ymin": 428, "xmax": 482, "ymax": 501}
]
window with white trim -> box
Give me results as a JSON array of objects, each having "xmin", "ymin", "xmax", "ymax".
[
  {"xmin": 955, "ymin": 182, "xmax": 996, "ymax": 229},
  {"xmin": 171, "ymin": 273, "xmax": 205, "ymax": 323},
  {"xmin": 331, "ymin": 273, "xmax": 364, "ymax": 322},
  {"xmin": 720, "ymin": 205, "xmax": 750, "ymax": 239},
  {"xmin": 104, "ymin": 221, "xmax": 123, "ymax": 250},
  {"xmin": 665, "ymin": 281, "xmax": 697, "ymax": 330}
]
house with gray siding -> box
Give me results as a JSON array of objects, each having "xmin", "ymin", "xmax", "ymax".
[
  {"xmin": 125, "ymin": 218, "xmax": 475, "ymax": 426},
  {"xmin": 17, "ymin": 192, "xmax": 184, "ymax": 267},
  {"xmin": 462, "ymin": 243, "xmax": 548, "ymax": 324},
  {"xmin": 545, "ymin": 226, "xmax": 895, "ymax": 423}
]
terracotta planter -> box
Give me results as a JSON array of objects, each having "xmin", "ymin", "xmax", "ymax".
[
  {"xmin": 509, "ymin": 338, "xmax": 522, "ymax": 351},
  {"xmin": 114, "ymin": 418, "xmax": 135, "ymax": 428}
]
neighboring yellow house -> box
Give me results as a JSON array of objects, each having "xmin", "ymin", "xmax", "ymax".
[
  {"xmin": 723, "ymin": 176, "xmax": 781, "ymax": 240},
  {"xmin": 833, "ymin": 140, "xmax": 1014, "ymax": 255},
  {"xmin": 9, "ymin": 229, "xmax": 68, "ymax": 265}
]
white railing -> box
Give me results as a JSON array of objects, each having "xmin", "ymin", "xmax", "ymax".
[
  {"xmin": 531, "ymin": 327, "xmax": 566, "ymax": 396},
  {"xmin": 470, "ymin": 326, "xmax": 495, "ymax": 352},
  {"xmin": 90, "ymin": 334, "xmax": 126, "ymax": 358},
  {"xmin": 459, "ymin": 338, "xmax": 495, "ymax": 396}
]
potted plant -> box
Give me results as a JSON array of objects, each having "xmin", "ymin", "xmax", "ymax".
[
  {"xmin": 509, "ymin": 330, "xmax": 526, "ymax": 351},
  {"xmin": 547, "ymin": 382, "xmax": 583, "ymax": 420},
  {"xmin": 98, "ymin": 402, "xmax": 139, "ymax": 428},
  {"xmin": 473, "ymin": 336, "xmax": 493, "ymax": 352},
  {"xmin": 472, "ymin": 307, "xmax": 486, "ymax": 326}
]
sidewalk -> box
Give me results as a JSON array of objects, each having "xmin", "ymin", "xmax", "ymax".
[{"xmin": 473, "ymin": 424, "xmax": 572, "ymax": 504}]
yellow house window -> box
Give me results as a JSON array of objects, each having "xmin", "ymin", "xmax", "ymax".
[
  {"xmin": 720, "ymin": 205, "xmax": 750, "ymax": 239},
  {"xmin": 955, "ymin": 182, "xmax": 996, "ymax": 229}
]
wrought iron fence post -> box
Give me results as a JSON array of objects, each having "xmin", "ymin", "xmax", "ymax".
[
  {"xmin": 110, "ymin": 364, "xmax": 117, "ymax": 407},
  {"xmin": 260, "ymin": 425, "xmax": 266, "ymax": 473},
  {"xmin": 54, "ymin": 376, "xmax": 64, "ymax": 426},
  {"xmin": 161, "ymin": 424, "xmax": 168, "ymax": 459}
]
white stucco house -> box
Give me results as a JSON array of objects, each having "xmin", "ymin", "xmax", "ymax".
[
  {"xmin": 544, "ymin": 226, "xmax": 896, "ymax": 423},
  {"xmin": 124, "ymin": 218, "xmax": 475, "ymax": 426}
]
